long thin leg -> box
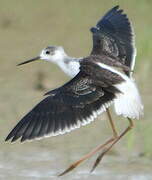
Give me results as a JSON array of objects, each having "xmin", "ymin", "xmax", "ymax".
[
  {"xmin": 58, "ymin": 137, "xmax": 115, "ymax": 176},
  {"xmin": 90, "ymin": 118, "xmax": 134, "ymax": 172},
  {"xmin": 58, "ymin": 109, "xmax": 118, "ymax": 176},
  {"xmin": 106, "ymin": 108, "xmax": 118, "ymax": 138}
]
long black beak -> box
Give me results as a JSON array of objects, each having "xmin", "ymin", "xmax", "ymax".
[{"xmin": 17, "ymin": 56, "xmax": 40, "ymax": 66}]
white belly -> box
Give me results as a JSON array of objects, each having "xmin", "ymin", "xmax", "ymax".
[
  {"xmin": 114, "ymin": 78, "xmax": 144, "ymax": 119},
  {"xmin": 96, "ymin": 62, "xmax": 144, "ymax": 119}
]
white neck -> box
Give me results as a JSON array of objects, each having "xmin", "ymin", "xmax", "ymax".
[{"xmin": 56, "ymin": 56, "xmax": 81, "ymax": 78}]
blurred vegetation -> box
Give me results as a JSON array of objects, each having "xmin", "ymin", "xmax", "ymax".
[{"xmin": 0, "ymin": 0, "xmax": 152, "ymax": 159}]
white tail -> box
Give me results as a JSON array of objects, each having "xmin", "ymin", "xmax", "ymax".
[{"xmin": 114, "ymin": 79, "xmax": 144, "ymax": 119}]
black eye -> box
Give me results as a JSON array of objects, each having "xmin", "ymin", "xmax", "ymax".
[{"xmin": 46, "ymin": 51, "xmax": 50, "ymax": 54}]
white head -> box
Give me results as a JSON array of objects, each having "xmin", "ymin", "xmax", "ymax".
[
  {"xmin": 40, "ymin": 46, "xmax": 67, "ymax": 63},
  {"xmin": 17, "ymin": 46, "xmax": 68, "ymax": 66},
  {"xmin": 17, "ymin": 45, "xmax": 80, "ymax": 78}
]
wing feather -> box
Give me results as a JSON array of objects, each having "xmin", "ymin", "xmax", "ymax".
[
  {"xmin": 6, "ymin": 61, "xmax": 121, "ymax": 142},
  {"xmin": 90, "ymin": 6, "xmax": 136, "ymax": 76}
]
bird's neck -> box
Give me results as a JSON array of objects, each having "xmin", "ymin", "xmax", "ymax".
[{"xmin": 56, "ymin": 55, "xmax": 81, "ymax": 78}]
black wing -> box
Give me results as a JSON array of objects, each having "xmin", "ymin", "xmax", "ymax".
[
  {"xmin": 90, "ymin": 6, "xmax": 136, "ymax": 76},
  {"xmin": 5, "ymin": 61, "xmax": 122, "ymax": 143}
]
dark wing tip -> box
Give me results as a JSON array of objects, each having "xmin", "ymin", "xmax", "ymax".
[
  {"xmin": 5, "ymin": 134, "xmax": 12, "ymax": 142},
  {"xmin": 90, "ymin": 6, "xmax": 130, "ymax": 34},
  {"xmin": 5, "ymin": 89, "xmax": 116, "ymax": 143},
  {"xmin": 5, "ymin": 127, "xmax": 19, "ymax": 142},
  {"xmin": 90, "ymin": 5, "xmax": 119, "ymax": 31},
  {"xmin": 90, "ymin": 5, "xmax": 126, "ymax": 34},
  {"xmin": 90, "ymin": 5, "xmax": 135, "ymax": 72},
  {"xmin": 97, "ymin": 5, "xmax": 128, "ymax": 29},
  {"xmin": 5, "ymin": 112, "xmax": 34, "ymax": 142},
  {"xmin": 5, "ymin": 133, "xmax": 19, "ymax": 142},
  {"xmin": 108, "ymin": 5, "xmax": 120, "ymax": 13}
]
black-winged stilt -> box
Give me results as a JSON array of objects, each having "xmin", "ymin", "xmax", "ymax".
[{"xmin": 6, "ymin": 6, "xmax": 143, "ymax": 176}]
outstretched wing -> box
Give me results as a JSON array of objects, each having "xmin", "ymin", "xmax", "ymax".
[
  {"xmin": 90, "ymin": 6, "xmax": 136, "ymax": 76},
  {"xmin": 5, "ymin": 60, "xmax": 122, "ymax": 143}
]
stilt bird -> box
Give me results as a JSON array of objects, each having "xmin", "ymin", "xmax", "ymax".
[{"xmin": 6, "ymin": 6, "xmax": 143, "ymax": 176}]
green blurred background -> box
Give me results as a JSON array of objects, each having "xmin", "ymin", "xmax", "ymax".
[{"xmin": 0, "ymin": 0, "xmax": 152, "ymax": 179}]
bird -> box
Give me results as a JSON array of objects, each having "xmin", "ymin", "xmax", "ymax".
[{"xmin": 5, "ymin": 6, "xmax": 143, "ymax": 176}]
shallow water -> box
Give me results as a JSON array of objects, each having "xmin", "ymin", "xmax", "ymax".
[
  {"xmin": 1, "ymin": 131, "xmax": 152, "ymax": 180},
  {"xmin": 1, "ymin": 152, "xmax": 152, "ymax": 180}
]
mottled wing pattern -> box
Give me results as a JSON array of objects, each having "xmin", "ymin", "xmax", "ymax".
[
  {"xmin": 90, "ymin": 6, "xmax": 136, "ymax": 76},
  {"xmin": 5, "ymin": 60, "xmax": 122, "ymax": 143}
]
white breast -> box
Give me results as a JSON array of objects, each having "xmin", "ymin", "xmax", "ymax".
[
  {"xmin": 57, "ymin": 59, "xmax": 80, "ymax": 77},
  {"xmin": 66, "ymin": 61, "xmax": 80, "ymax": 77}
]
